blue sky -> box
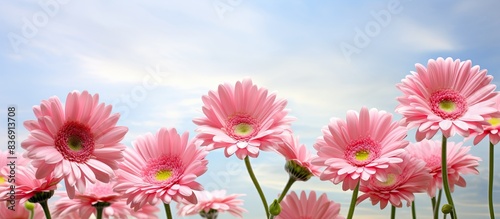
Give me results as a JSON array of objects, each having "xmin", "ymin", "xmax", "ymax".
[{"xmin": 1, "ymin": 0, "xmax": 500, "ymax": 218}]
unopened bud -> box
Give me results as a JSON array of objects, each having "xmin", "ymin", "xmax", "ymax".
[
  {"xmin": 24, "ymin": 201, "xmax": 35, "ymax": 211},
  {"xmin": 269, "ymin": 199, "xmax": 281, "ymax": 216},
  {"xmin": 441, "ymin": 204, "xmax": 453, "ymax": 214}
]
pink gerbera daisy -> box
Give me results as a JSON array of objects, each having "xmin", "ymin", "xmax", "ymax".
[
  {"xmin": 193, "ymin": 79, "xmax": 294, "ymax": 159},
  {"xmin": 405, "ymin": 139, "xmax": 481, "ymax": 197},
  {"xmin": 21, "ymin": 90, "xmax": 128, "ymax": 198},
  {"xmin": 472, "ymin": 92, "xmax": 500, "ymax": 145},
  {"xmin": 276, "ymin": 191, "xmax": 344, "ymax": 219},
  {"xmin": 114, "ymin": 128, "xmax": 208, "ymax": 211},
  {"xmin": 313, "ymin": 107, "xmax": 408, "ymax": 190},
  {"xmin": 52, "ymin": 181, "xmax": 160, "ymax": 219},
  {"xmin": 396, "ymin": 57, "xmax": 498, "ymax": 141},
  {"xmin": 274, "ymin": 131, "xmax": 321, "ymax": 181},
  {"xmin": 177, "ymin": 190, "xmax": 247, "ymax": 218},
  {"xmin": 0, "ymin": 164, "xmax": 60, "ymax": 204},
  {"xmin": 357, "ymin": 154, "xmax": 432, "ymax": 209}
]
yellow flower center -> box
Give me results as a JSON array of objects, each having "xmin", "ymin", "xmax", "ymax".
[
  {"xmin": 355, "ymin": 150, "xmax": 370, "ymax": 161},
  {"xmin": 430, "ymin": 89, "xmax": 467, "ymax": 120},
  {"xmin": 488, "ymin": 118, "xmax": 500, "ymax": 127},
  {"xmin": 155, "ymin": 170, "xmax": 172, "ymax": 181},
  {"xmin": 234, "ymin": 123, "xmax": 253, "ymax": 136},
  {"xmin": 0, "ymin": 176, "xmax": 5, "ymax": 184},
  {"xmin": 439, "ymin": 100, "xmax": 456, "ymax": 113},
  {"xmin": 67, "ymin": 136, "xmax": 83, "ymax": 151}
]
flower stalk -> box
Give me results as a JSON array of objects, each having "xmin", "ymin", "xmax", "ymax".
[
  {"xmin": 39, "ymin": 201, "xmax": 51, "ymax": 219},
  {"xmin": 489, "ymin": 141, "xmax": 496, "ymax": 219},
  {"xmin": 164, "ymin": 203, "xmax": 173, "ymax": 219},
  {"xmin": 441, "ymin": 135, "xmax": 457, "ymax": 219},
  {"xmin": 391, "ymin": 205, "xmax": 396, "ymax": 219},
  {"xmin": 346, "ymin": 179, "xmax": 360, "ymax": 219},
  {"xmin": 244, "ymin": 156, "xmax": 269, "ymax": 218},
  {"xmin": 411, "ymin": 201, "xmax": 416, "ymax": 219},
  {"xmin": 277, "ymin": 176, "xmax": 296, "ymax": 203},
  {"xmin": 432, "ymin": 189, "xmax": 443, "ymax": 219},
  {"xmin": 92, "ymin": 202, "xmax": 111, "ymax": 219}
]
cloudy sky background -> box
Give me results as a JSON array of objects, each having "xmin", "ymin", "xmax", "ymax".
[{"xmin": 1, "ymin": 0, "xmax": 500, "ymax": 218}]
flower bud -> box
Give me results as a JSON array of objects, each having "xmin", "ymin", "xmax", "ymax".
[
  {"xmin": 269, "ymin": 199, "xmax": 281, "ymax": 216},
  {"xmin": 441, "ymin": 204, "xmax": 453, "ymax": 214},
  {"xmin": 24, "ymin": 201, "xmax": 35, "ymax": 211}
]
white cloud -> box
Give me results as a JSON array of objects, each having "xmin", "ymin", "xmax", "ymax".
[{"xmin": 390, "ymin": 17, "xmax": 459, "ymax": 52}]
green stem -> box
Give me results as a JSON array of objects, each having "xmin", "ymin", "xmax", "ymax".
[
  {"xmin": 431, "ymin": 196, "xmax": 436, "ymax": 216},
  {"xmin": 441, "ymin": 135, "xmax": 457, "ymax": 219},
  {"xmin": 346, "ymin": 180, "xmax": 360, "ymax": 219},
  {"xmin": 96, "ymin": 207, "xmax": 103, "ymax": 219},
  {"xmin": 277, "ymin": 176, "xmax": 296, "ymax": 203},
  {"xmin": 39, "ymin": 201, "xmax": 51, "ymax": 219},
  {"xmin": 433, "ymin": 189, "xmax": 443, "ymax": 219},
  {"xmin": 391, "ymin": 205, "xmax": 396, "ymax": 219},
  {"xmin": 411, "ymin": 201, "xmax": 417, "ymax": 219},
  {"xmin": 92, "ymin": 202, "xmax": 110, "ymax": 219},
  {"xmin": 244, "ymin": 156, "xmax": 269, "ymax": 218},
  {"xmin": 164, "ymin": 203, "xmax": 173, "ymax": 219},
  {"xmin": 489, "ymin": 141, "xmax": 496, "ymax": 219}
]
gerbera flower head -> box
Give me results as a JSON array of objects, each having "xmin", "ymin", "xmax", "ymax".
[
  {"xmin": 396, "ymin": 57, "xmax": 497, "ymax": 141},
  {"xmin": 193, "ymin": 79, "xmax": 294, "ymax": 159},
  {"xmin": 405, "ymin": 139, "xmax": 481, "ymax": 197},
  {"xmin": 52, "ymin": 180, "xmax": 160, "ymax": 219},
  {"xmin": 357, "ymin": 153, "xmax": 431, "ymax": 209},
  {"xmin": 21, "ymin": 90, "xmax": 128, "ymax": 198},
  {"xmin": 276, "ymin": 191, "xmax": 344, "ymax": 219},
  {"xmin": 472, "ymin": 92, "xmax": 500, "ymax": 145},
  {"xmin": 114, "ymin": 127, "xmax": 208, "ymax": 211},
  {"xmin": 76, "ymin": 180, "xmax": 121, "ymax": 204},
  {"xmin": 275, "ymin": 131, "xmax": 321, "ymax": 181},
  {"xmin": 0, "ymin": 164, "xmax": 61, "ymax": 204},
  {"xmin": 177, "ymin": 190, "xmax": 247, "ymax": 218},
  {"xmin": 313, "ymin": 107, "xmax": 408, "ymax": 190}
]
